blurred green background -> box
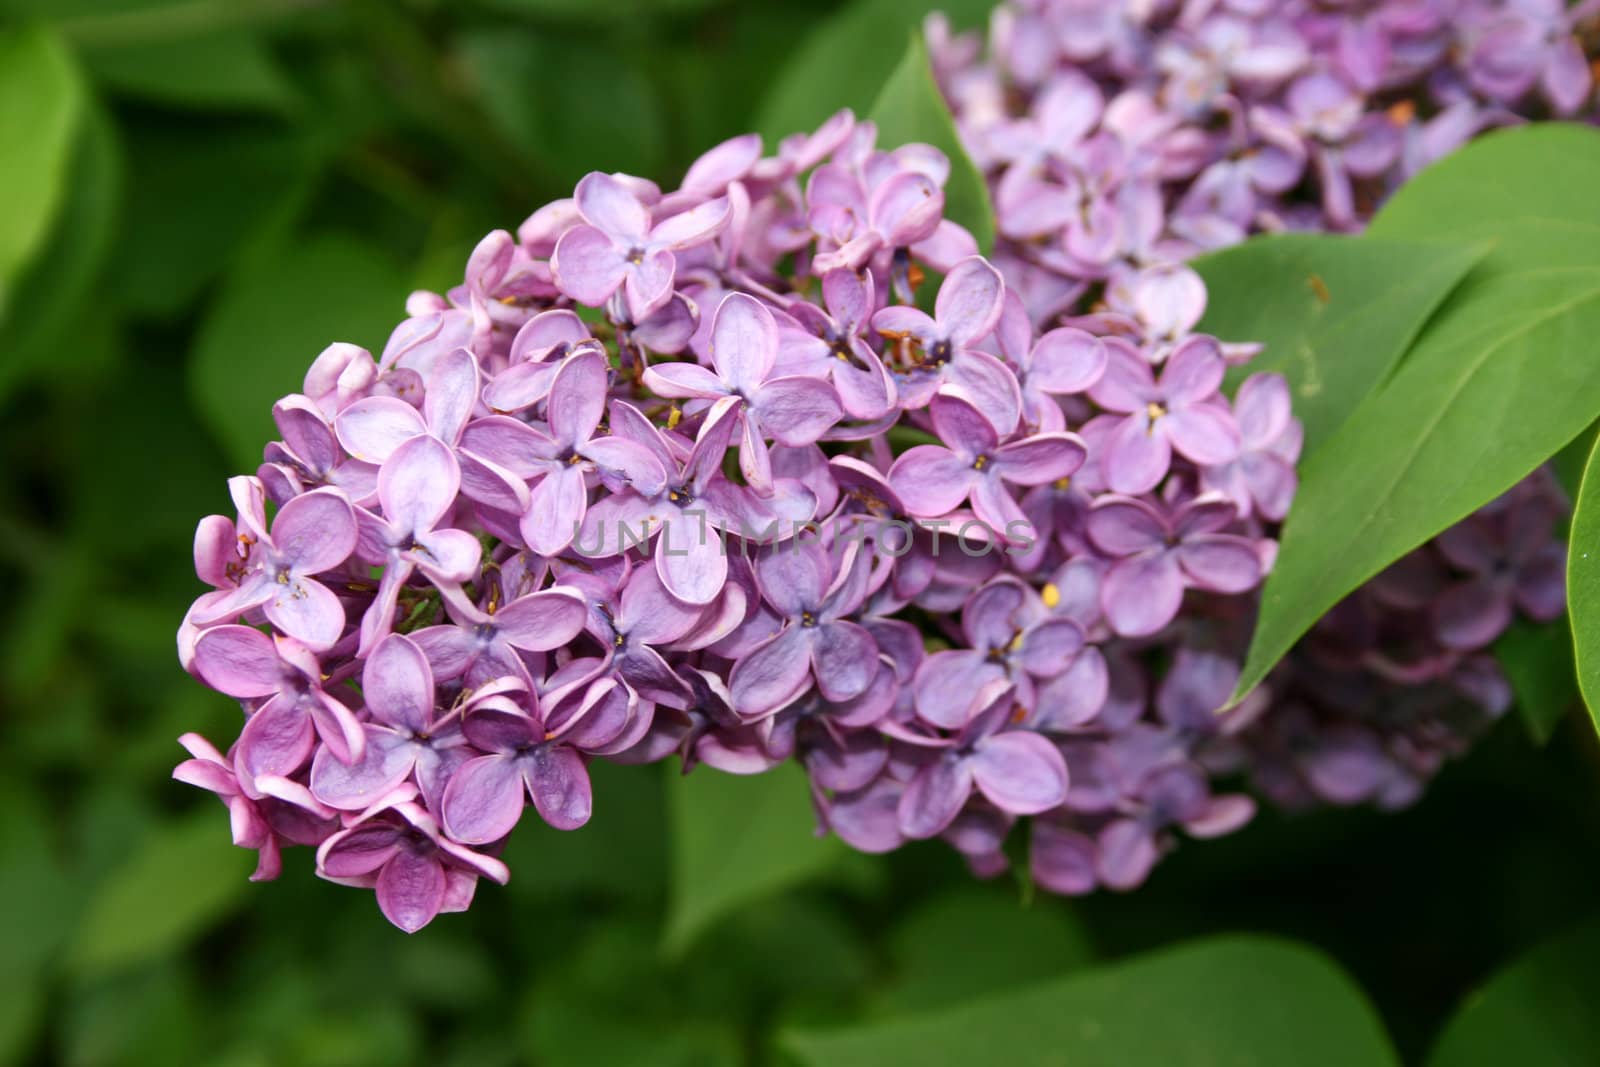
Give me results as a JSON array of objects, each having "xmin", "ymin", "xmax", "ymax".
[{"xmin": 3, "ymin": 1, "xmax": 1600, "ymax": 1064}]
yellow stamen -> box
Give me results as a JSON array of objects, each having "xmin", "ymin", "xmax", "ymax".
[{"xmin": 1041, "ymin": 583, "xmax": 1060, "ymax": 609}]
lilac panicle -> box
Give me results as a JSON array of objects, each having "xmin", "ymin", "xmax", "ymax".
[{"xmin": 174, "ymin": 0, "xmax": 1592, "ymax": 930}]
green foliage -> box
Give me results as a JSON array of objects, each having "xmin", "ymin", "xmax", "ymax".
[
  {"xmin": 785, "ymin": 936, "xmax": 1400, "ymax": 1066},
  {"xmin": 66, "ymin": 810, "xmax": 255, "ymax": 979},
  {"xmin": 664, "ymin": 762, "xmax": 852, "ymax": 955},
  {"xmin": 869, "ymin": 33, "xmax": 995, "ymax": 253},
  {"xmin": 83, "ymin": 27, "xmax": 298, "ymax": 114},
  {"xmin": 0, "ymin": 23, "xmax": 85, "ymax": 316},
  {"xmin": 1567, "ymin": 434, "xmax": 1600, "ymax": 735},
  {"xmin": 190, "ymin": 235, "xmax": 406, "ymax": 470},
  {"xmin": 1194, "ymin": 233, "xmax": 1486, "ymax": 454},
  {"xmin": 1427, "ymin": 917, "xmax": 1600, "ymax": 1066},
  {"xmin": 1233, "ymin": 124, "xmax": 1600, "ymax": 704},
  {"xmin": 1496, "ymin": 618, "xmax": 1578, "ymax": 744}
]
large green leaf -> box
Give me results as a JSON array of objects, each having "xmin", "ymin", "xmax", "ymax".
[
  {"xmin": 754, "ymin": 0, "xmax": 991, "ymax": 145},
  {"xmin": 1567, "ymin": 434, "xmax": 1600, "ymax": 734},
  {"xmin": 1194, "ymin": 233, "xmax": 1486, "ymax": 454},
  {"xmin": 190, "ymin": 234, "xmax": 406, "ymax": 471},
  {"xmin": 1427, "ymin": 917, "xmax": 1600, "ymax": 1067},
  {"xmin": 85, "ymin": 28, "xmax": 298, "ymax": 113},
  {"xmin": 663, "ymin": 762, "xmax": 849, "ymax": 955},
  {"xmin": 868, "ymin": 33, "xmax": 995, "ymax": 253},
  {"xmin": 1231, "ymin": 124, "xmax": 1600, "ymax": 704},
  {"xmin": 0, "ymin": 24, "xmax": 86, "ymax": 317},
  {"xmin": 0, "ymin": 100, "xmax": 122, "ymax": 401},
  {"xmin": 785, "ymin": 936, "xmax": 1399, "ymax": 1066},
  {"xmin": 66, "ymin": 809, "xmax": 255, "ymax": 978}
]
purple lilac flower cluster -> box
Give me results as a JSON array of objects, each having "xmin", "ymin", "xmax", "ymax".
[
  {"xmin": 174, "ymin": 110, "xmax": 1295, "ymax": 928},
  {"xmin": 921, "ymin": 0, "xmax": 1588, "ymax": 882}
]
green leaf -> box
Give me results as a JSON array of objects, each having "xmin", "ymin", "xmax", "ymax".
[
  {"xmin": 66, "ymin": 809, "xmax": 255, "ymax": 978},
  {"xmin": 875, "ymin": 888, "xmax": 1096, "ymax": 1014},
  {"xmin": 0, "ymin": 23, "xmax": 86, "ymax": 315},
  {"xmin": 1427, "ymin": 917, "xmax": 1600, "ymax": 1067},
  {"xmin": 85, "ymin": 28, "xmax": 298, "ymax": 113},
  {"xmin": 459, "ymin": 30, "xmax": 666, "ymax": 192},
  {"xmin": 1567, "ymin": 433, "xmax": 1600, "ymax": 736},
  {"xmin": 785, "ymin": 936, "xmax": 1398, "ymax": 1067},
  {"xmin": 1194, "ymin": 233, "xmax": 1487, "ymax": 454},
  {"xmin": 663, "ymin": 762, "xmax": 849, "ymax": 955},
  {"xmin": 754, "ymin": 0, "xmax": 991, "ymax": 146},
  {"xmin": 114, "ymin": 120, "xmax": 316, "ymax": 317},
  {"xmin": 868, "ymin": 33, "xmax": 995, "ymax": 253},
  {"xmin": 0, "ymin": 99, "xmax": 122, "ymax": 401},
  {"xmin": 475, "ymin": 0, "xmax": 721, "ymax": 21},
  {"xmin": 1495, "ymin": 618, "xmax": 1577, "ymax": 744},
  {"xmin": 190, "ymin": 234, "xmax": 406, "ymax": 471},
  {"xmin": 1232, "ymin": 124, "xmax": 1600, "ymax": 704}
]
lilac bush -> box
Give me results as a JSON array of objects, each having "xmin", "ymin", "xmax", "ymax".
[{"xmin": 175, "ymin": 0, "xmax": 1594, "ymax": 930}]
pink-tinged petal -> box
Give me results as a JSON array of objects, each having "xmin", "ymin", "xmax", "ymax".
[
  {"xmin": 872, "ymin": 170, "xmax": 944, "ymax": 248},
  {"xmin": 961, "ymin": 580, "xmax": 1025, "ymax": 651},
  {"xmin": 272, "ymin": 488, "xmax": 358, "ymax": 573},
  {"xmin": 494, "ymin": 588, "xmax": 588, "ymax": 651},
  {"xmin": 1515, "ymin": 544, "xmax": 1566, "ymax": 622},
  {"xmin": 310, "ymin": 730, "xmax": 417, "ymax": 810},
  {"xmin": 414, "ymin": 527, "xmax": 481, "ymax": 582},
  {"xmin": 579, "ymin": 436, "xmax": 669, "ymax": 497},
  {"xmin": 623, "ymin": 248, "xmax": 675, "ymax": 323},
  {"xmin": 1543, "ymin": 37, "xmax": 1593, "ymax": 115},
  {"xmin": 1133, "ymin": 264, "xmax": 1207, "ymax": 340},
  {"xmin": 871, "ymin": 304, "xmax": 938, "ymax": 344},
  {"xmin": 649, "ymin": 195, "xmax": 731, "ymax": 249},
  {"xmin": 263, "ymin": 577, "xmax": 347, "ymax": 652},
  {"xmin": 641, "ymin": 361, "xmax": 727, "ymax": 400},
  {"xmin": 380, "ymin": 434, "xmax": 460, "ymax": 534},
  {"xmin": 308, "ymin": 691, "xmax": 368, "ymax": 765},
  {"xmin": 409, "ymin": 623, "xmax": 479, "ymax": 680},
  {"xmin": 318, "ymin": 823, "xmax": 402, "ymax": 878},
  {"xmin": 194, "ymin": 514, "xmax": 236, "ymax": 588},
  {"xmin": 424, "ymin": 348, "xmax": 479, "ymax": 445},
  {"xmin": 821, "ymin": 266, "xmax": 871, "ymax": 326},
  {"xmin": 1028, "ymin": 328, "xmax": 1106, "ymax": 394},
  {"xmin": 1241, "ymin": 453, "xmax": 1297, "ymax": 522},
  {"xmin": 682, "ymin": 133, "xmax": 761, "ymax": 192},
  {"xmin": 575, "ymin": 171, "xmax": 649, "ymax": 240},
  {"xmin": 363, "ymin": 633, "xmax": 434, "ymax": 733},
  {"xmin": 1096, "ymin": 819, "xmax": 1160, "ymax": 891},
  {"xmin": 1086, "ymin": 340, "xmax": 1154, "ymax": 412},
  {"xmin": 826, "ymin": 778, "xmax": 905, "ymax": 853},
  {"xmin": 1103, "ymin": 414, "xmax": 1173, "ymax": 495},
  {"xmin": 729, "ymin": 623, "xmax": 813, "ymax": 717},
  {"xmin": 1036, "ymin": 648, "xmax": 1109, "ymax": 729},
  {"xmin": 1101, "ymin": 550, "xmax": 1184, "ymax": 637},
  {"xmin": 898, "ymin": 755, "xmax": 975, "ymax": 839},
  {"xmin": 969, "ymin": 474, "xmax": 1028, "ymax": 538},
  {"xmin": 521, "ymin": 465, "xmax": 589, "ymax": 557},
  {"xmin": 522, "ymin": 746, "xmax": 592, "ymax": 830},
  {"xmin": 459, "ymin": 450, "xmax": 532, "ymax": 514},
  {"xmin": 811, "ymin": 620, "xmax": 879, "ymax": 702},
  {"xmin": 913, "ymin": 649, "xmax": 999, "ymax": 729},
  {"xmin": 458, "ymin": 414, "xmax": 555, "ymax": 476},
  {"xmin": 833, "ymin": 350, "xmax": 896, "ymax": 419},
  {"xmin": 888, "ymin": 445, "xmax": 974, "ymax": 517},
  {"xmin": 686, "ymin": 395, "xmax": 742, "ymax": 494},
  {"xmin": 753, "ymin": 376, "xmax": 842, "ymax": 446},
  {"xmin": 461, "ymin": 705, "xmax": 539, "ymax": 752},
  {"xmin": 236, "ymin": 696, "xmax": 316, "ymax": 783},
  {"xmin": 1160, "ymin": 335, "xmax": 1225, "ymax": 401},
  {"xmin": 935, "ymin": 257, "xmax": 1006, "ymax": 347},
  {"xmin": 993, "ymin": 433, "xmax": 1087, "ymax": 486},
  {"xmin": 1177, "ymin": 535, "xmax": 1263, "ymax": 593},
  {"xmin": 376, "ymin": 849, "xmax": 447, "ymax": 933},
  {"xmin": 1165, "ymin": 403, "xmax": 1240, "ymax": 466},
  {"xmin": 1235, "ymin": 372, "xmax": 1291, "ymax": 447},
  {"xmin": 1017, "ymin": 617, "xmax": 1085, "ymax": 677},
  {"xmin": 618, "ymin": 565, "xmax": 702, "ymax": 645},
  {"xmin": 551, "ymin": 224, "xmax": 628, "ymax": 305},
  {"xmin": 807, "ymin": 729, "xmax": 887, "ymax": 792},
  {"xmin": 546, "ymin": 347, "xmax": 609, "ymax": 449},
  {"xmin": 929, "ymin": 391, "xmax": 999, "ymax": 455},
  {"xmin": 912, "ymin": 218, "xmax": 979, "ymax": 272},
  {"xmin": 193, "ymin": 625, "xmax": 282, "ymax": 698},
  {"xmin": 944, "ymin": 350, "xmax": 1024, "ymax": 436},
  {"xmin": 1031, "ymin": 822, "xmax": 1097, "ymax": 895},
  {"xmin": 1086, "ymin": 495, "xmax": 1169, "ymax": 556},
  {"xmin": 336, "ymin": 396, "xmax": 427, "ymax": 463},
  {"xmin": 709, "ymin": 292, "xmax": 778, "ymax": 393},
  {"xmin": 656, "ymin": 512, "xmax": 729, "ymax": 606},
  {"xmin": 484, "ymin": 359, "xmax": 559, "ymax": 414},
  {"xmin": 441, "ymin": 754, "xmax": 526, "ymax": 844},
  {"xmin": 755, "ymin": 541, "xmax": 830, "ymax": 617},
  {"xmin": 576, "ymin": 491, "xmax": 665, "ymax": 557},
  {"xmin": 1186, "ymin": 794, "xmax": 1256, "ymax": 838},
  {"xmin": 970, "ymin": 732, "xmax": 1069, "ymax": 814},
  {"xmin": 1432, "ymin": 578, "xmax": 1513, "ymax": 651}
]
